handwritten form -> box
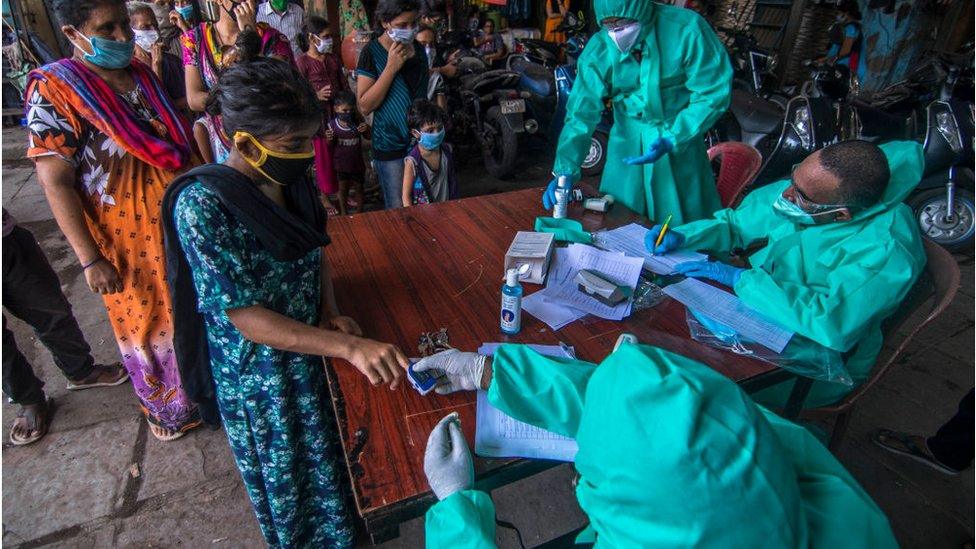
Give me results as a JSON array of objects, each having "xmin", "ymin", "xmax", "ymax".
[
  {"xmin": 594, "ymin": 223, "xmax": 707, "ymax": 274},
  {"xmin": 546, "ymin": 244, "xmax": 644, "ymax": 321},
  {"xmin": 662, "ymin": 278, "xmax": 794, "ymax": 353},
  {"xmin": 522, "ymin": 249, "xmax": 587, "ymax": 330},
  {"xmin": 475, "ymin": 344, "xmax": 579, "ymax": 462}
]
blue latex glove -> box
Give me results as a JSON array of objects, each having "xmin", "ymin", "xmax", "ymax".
[
  {"xmin": 643, "ymin": 224, "xmax": 685, "ymax": 255},
  {"xmin": 542, "ymin": 175, "xmax": 576, "ymax": 210},
  {"xmin": 623, "ymin": 137, "xmax": 673, "ymax": 165},
  {"xmin": 675, "ymin": 260, "xmax": 745, "ymax": 288}
]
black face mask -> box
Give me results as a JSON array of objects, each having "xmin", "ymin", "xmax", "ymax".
[
  {"xmin": 237, "ymin": 132, "xmax": 315, "ymax": 187},
  {"xmin": 336, "ymin": 112, "xmax": 354, "ymax": 124}
]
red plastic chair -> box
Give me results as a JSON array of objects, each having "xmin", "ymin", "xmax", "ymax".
[{"xmin": 708, "ymin": 142, "xmax": 763, "ymax": 208}]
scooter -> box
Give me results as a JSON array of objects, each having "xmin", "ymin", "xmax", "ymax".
[
  {"xmin": 507, "ymin": 14, "xmax": 613, "ymax": 177},
  {"xmin": 906, "ymin": 66, "xmax": 975, "ymax": 252}
]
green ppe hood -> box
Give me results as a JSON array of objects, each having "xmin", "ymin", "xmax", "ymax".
[
  {"xmin": 593, "ymin": 0, "xmax": 656, "ymax": 25},
  {"xmin": 852, "ymin": 140, "xmax": 924, "ymax": 221},
  {"xmin": 572, "ymin": 344, "xmax": 807, "ymax": 546}
]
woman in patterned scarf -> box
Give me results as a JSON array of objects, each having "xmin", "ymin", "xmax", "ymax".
[{"xmin": 26, "ymin": 0, "xmax": 200, "ymax": 440}]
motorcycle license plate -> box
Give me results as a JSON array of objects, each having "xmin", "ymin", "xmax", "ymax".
[{"xmin": 500, "ymin": 99, "xmax": 526, "ymax": 115}]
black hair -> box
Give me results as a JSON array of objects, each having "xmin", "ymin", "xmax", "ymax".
[
  {"xmin": 376, "ymin": 0, "xmax": 419, "ymax": 23},
  {"xmin": 837, "ymin": 0, "xmax": 861, "ymax": 19},
  {"xmin": 334, "ymin": 90, "xmax": 357, "ymax": 110},
  {"xmin": 296, "ymin": 15, "xmax": 330, "ymax": 52},
  {"xmin": 416, "ymin": 25, "xmax": 436, "ymax": 38},
  {"xmin": 206, "ymin": 57, "xmax": 322, "ymax": 138},
  {"xmin": 127, "ymin": 2, "xmax": 157, "ymax": 24},
  {"xmin": 819, "ymin": 140, "xmax": 890, "ymax": 208},
  {"xmin": 53, "ymin": 0, "xmax": 124, "ymax": 28},
  {"xmin": 420, "ymin": 0, "xmax": 446, "ymax": 17},
  {"xmin": 407, "ymin": 99, "xmax": 447, "ymax": 130},
  {"xmin": 233, "ymin": 28, "xmax": 262, "ymax": 64}
]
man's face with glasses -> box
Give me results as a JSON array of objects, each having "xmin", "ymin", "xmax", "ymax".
[{"xmin": 781, "ymin": 150, "xmax": 855, "ymax": 223}]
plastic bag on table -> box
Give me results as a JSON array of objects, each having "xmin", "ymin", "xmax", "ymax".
[
  {"xmin": 632, "ymin": 279, "xmax": 666, "ymax": 311},
  {"xmin": 686, "ymin": 308, "xmax": 853, "ymax": 386}
]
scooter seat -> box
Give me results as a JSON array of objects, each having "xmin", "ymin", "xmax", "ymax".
[
  {"xmin": 851, "ymin": 99, "xmax": 910, "ymax": 139},
  {"xmin": 517, "ymin": 62, "xmax": 554, "ymax": 97},
  {"xmin": 730, "ymin": 89, "xmax": 783, "ymax": 135},
  {"xmin": 462, "ymin": 70, "xmax": 523, "ymax": 95}
]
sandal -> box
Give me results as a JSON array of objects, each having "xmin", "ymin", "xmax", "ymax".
[
  {"xmin": 10, "ymin": 397, "xmax": 55, "ymax": 446},
  {"xmin": 146, "ymin": 417, "xmax": 203, "ymax": 442},
  {"xmin": 872, "ymin": 428, "xmax": 961, "ymax": 475}
]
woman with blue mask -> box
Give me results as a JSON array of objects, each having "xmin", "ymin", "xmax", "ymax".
[
  {"xmin": 27, "ymin": 0, "xmax": 202, "ymax": 442},
  {"xmin": 356, "ymin": 0, "xmax": 429, "ymax": 209},
  {"xmin": 402, "ymin": 99, "xmax": 457, "ymax": 206}
]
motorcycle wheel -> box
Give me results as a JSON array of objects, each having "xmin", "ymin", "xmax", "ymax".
[
  {"xmin": 483, "ymin": 106, "xmax": 518, "ymax": 179},
  {"xmin": 581, "ymin": 131, "xmax": 608, "ymax": 177},
  {"xmin": 908, "ymin": 187, "xmax": 975, "ymax": 253}
]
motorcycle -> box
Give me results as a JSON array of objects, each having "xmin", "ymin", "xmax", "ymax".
[
  {"xmin": 507, "ymin": 13, "xmax": 613, "ymax": 177},
  {"xmin": 906, "ymin": 65, "xmax": 975, "ymax": 252},
  {"xmin": 443, "ymin": 53, "xmax": 527, "ymax": 178},
  {"xmin": 511, "ymin": 11, "xmax": 588, "ymax": 69}
]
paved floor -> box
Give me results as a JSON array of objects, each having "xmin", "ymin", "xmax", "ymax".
[{"xmin": 2, "ymin": 126, "xmax": 973, "ymax": 548}]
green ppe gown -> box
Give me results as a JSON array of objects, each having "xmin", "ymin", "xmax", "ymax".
[
  {"xmin": 677, "ymin": 140, "xmax": 928, "ymax": 408},
  {"xmin": 424, "ymin": 344, "xmax": 897, "ymax": 548},
  {"xmin": 552, "ymin": 0, "xmax": 731, "ymax": 225}
]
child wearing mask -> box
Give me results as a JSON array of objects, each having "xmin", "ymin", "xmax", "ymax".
[
  {"xmin": 296, "ymin": 16, "xmax": 348, "ymax": 212},
  {"xmin": 402, "ymin": 99, "xmax": 456, "ymax": 206},
  {"xmin": 129, "ymin": 2, "xmax": 187, "ymax": 110},
  {"xmin": 327, "ymin": 91, "xmax": 370, "ymax": 214}
]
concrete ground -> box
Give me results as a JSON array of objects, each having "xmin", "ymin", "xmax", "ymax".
[{"xmin": 1, "ymin": 126, "xmax": 973, "ymax": 548}]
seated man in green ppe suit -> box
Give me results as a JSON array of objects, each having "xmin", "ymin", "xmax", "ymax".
[
  {"xmin": 414, "ymin": 344, "xmax": 897, "ymax": 547},
  {"xmin": 644, "ymin": 140, "xmax": 927, "ymax": 409},
  {"xmin": 542, "ymin": 0, "xmax": 732, "ymax": 225}
]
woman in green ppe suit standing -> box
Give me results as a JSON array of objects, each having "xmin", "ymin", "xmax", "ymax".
[
  {"xmin": 414, "ymin": 344, "xmax": 898, "ymax": 548},
  {"xmin": 543, "ymin": 0, "xmax": 732, "ymax": 225}
]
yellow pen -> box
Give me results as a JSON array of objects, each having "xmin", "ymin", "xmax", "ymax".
[{"xmin": 653, "ymin": 214, "xmax": 673, "ymax": 253}]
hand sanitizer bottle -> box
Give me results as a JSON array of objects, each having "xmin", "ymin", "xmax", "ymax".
[
  {"xmin": 553, "ymin": 175, "xmax": 571, "ymax": 219},
  {"xmin": 500, "ymin": 268, "xmax": 523, "ymax": 335}
]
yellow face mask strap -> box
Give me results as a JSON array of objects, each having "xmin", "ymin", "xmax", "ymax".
[{"xmin": 234, "ymin": 131, "xmax": 315, "ymax": 161}]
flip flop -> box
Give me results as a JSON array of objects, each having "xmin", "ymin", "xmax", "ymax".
[
  {"xmin": 9, "ymin": 397, "xmax": 55, "ymax": 446},
  {"xmin": 872, "ymin": 428, "xmax": 961, "ymax": 475}
]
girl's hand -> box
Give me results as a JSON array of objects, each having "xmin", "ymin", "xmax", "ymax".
[
  {"xmin": 317, "ymin": 84, "xmax": 333, "ymax": 101},
  {"xmin": 345, "ymin": 337, "xmax": 408, "ymax": 389},
  {"xmin": 170, "ymin": 10, "xmax": 190, "ymax": 32},
  {"xmin": 325, "ymin": 127, "xmax": 335, "ymax": 142},
  {"xmin": 150, "ymin": 43, "xmax": 165, "ymax": 70},
  {"xmin": 357, "ymin": 123, "xmax": 369, "ymax": 134}
]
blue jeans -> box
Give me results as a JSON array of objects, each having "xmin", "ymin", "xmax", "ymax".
[{"xmin": 373, "ymin": 157, "xmax": 405, "ymax": 209}]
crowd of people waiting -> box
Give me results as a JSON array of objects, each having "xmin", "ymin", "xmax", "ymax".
[{"xmin": 3, "ymin": 0, "xmax": 971, "ymax": 547}]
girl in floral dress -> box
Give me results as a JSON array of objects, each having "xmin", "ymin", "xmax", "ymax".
[{"xmin": 164, "ymin": 58, "xmax": 409, "ymax": 547}]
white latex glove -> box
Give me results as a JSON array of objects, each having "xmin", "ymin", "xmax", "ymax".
[
  {"xmin": 424, "ymin": 412, "xmax": 474, "ymax": 500},
  {"xmin": 413, "ymin": 349, "xmax": 486, "ymax": 395}
]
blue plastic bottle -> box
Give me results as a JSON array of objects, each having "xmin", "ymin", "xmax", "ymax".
[{"xmin": 500, "ymin": 268, "xmax": 523, "ymax": 335}]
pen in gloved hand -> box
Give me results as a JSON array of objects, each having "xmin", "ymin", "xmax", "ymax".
[{"xmin": 653, "ymin": 214, "xmax": 673, "ymax": 254}]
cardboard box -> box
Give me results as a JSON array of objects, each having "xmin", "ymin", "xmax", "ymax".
[{"xmin": 504, "ymin": 231, "xmax": 555, "ymax": 285}]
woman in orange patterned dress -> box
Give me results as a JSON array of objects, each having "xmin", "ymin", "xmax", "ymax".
[{"xmin": 27, "ymin": 0, "xmax": 200, "ymax": 440}]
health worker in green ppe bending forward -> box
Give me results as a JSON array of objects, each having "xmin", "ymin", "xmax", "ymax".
[
  {"xmin": 413, "ymin": 344, "xmax": 897, "ymax": 548},
  {"xmin": 543, "ymin": 0, "xmax": 732, "ymax": 224}
]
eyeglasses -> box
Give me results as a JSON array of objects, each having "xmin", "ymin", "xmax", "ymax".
[{"xmin": 788, "ymin": 163, "xmax": 849, "ymax": 212}]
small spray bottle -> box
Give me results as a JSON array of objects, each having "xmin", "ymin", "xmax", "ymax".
[
  {"xmin": 500, "ymin": 266, "xmax": 525, "ymax": 335},
  {"xmin": 553, "ymin": 175, "xmax": 571, "ymax": 219}
]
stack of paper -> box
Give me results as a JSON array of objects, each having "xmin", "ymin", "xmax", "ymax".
[
  {"xmin": 594, "ymin": 223, "xmax": 707, "ymax": 274},
  {"xmin": 522, "ymin": 244, "xmax": 645, "ymax": 329},
  {"xmin": 475, "ymin": 344, "xmax": 579, "ymax": 461},
  {"xmin": 662, "ymin": 278, "xmax": 794, "ymax": 353}
]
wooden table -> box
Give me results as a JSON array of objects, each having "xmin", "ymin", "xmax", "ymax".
[{"xmin": 324, "ymin": 188, "xmax": 809, "ymax": 543}]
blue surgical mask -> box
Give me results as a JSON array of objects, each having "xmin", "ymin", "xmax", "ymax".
[
  {"xmin": 419, "ymin": 129, "xmax": 445, "ymax": 150},
  {"xmin": 772, "ymin": 195, "xmax": 850, "ymax": 225},
  {"xmin": 70, "ymin": 27, "xmax": 134, "ymax": 70},
  {"xmin": 176, "ymin": 5, "xmax": 195, "ymax": 20},
  {"xmin": 606, "ymin": 21, "xmax": 642, "ymax": 53},
  {"xmin": 388, "ymin": 26, "xmax": 418, "ymax": 44}
]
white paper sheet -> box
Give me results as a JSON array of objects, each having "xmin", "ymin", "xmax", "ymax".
[
  {"xmin": 546, "ymin": 244, "xmax": 644, "ymax": 320},
  {"xmin": 662, "ymin": 278, "xmax": 794, "ymax": 353},
  {"xmin": 594, "ymin": 223, "xmax": 707, "ymax": 274},
  {"xmin": 475, "ymin": 344, "xmax": 578, "ymax": 461},
  {"xmin": 522, "ymin": 249, "xmax": 587, "ymax": 330}
]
